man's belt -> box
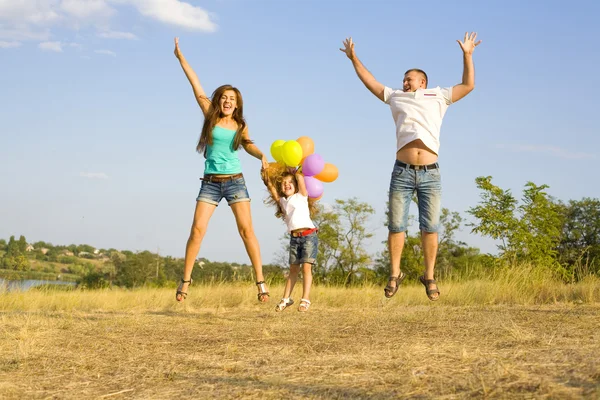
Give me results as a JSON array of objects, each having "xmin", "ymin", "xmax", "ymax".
[{"xmin": 395, "ymin": 161, "xmax": 439, "ymax": 171}]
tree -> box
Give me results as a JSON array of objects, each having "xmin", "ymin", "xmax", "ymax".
[
  {"xmin": 557, "ymin": 198, "xmax": 600, "ymax": 277},
  {"xmin": 114, "ymin": 251, "xmax": 160, "ymax": 288},
  {"xmin": 17, "ymin": 235, "xmax": 28, "ymax": 254},
  {"xmin": 2, "ymin": 255, "xmax": 29, "ymax": 271},
  {"xmin": 311, "ymin": 198, "xmax": 375, "ymax": 285},
  {"xmin": 2, "ymin": 235, "xmax": 30, "ymax": 270},
  {"xmin": 311, "ymin": 203, "xmax": 342, "ymax": 282},
  {"xmin": 334, "ymin": 198, "xmax": 375, "ymax": 285},
  {"xmin": 435, "ymin": 208, "xmax": 465, "ymax": 278},
  {"xmin": 5, "ymin": 236, "xmax": 18, "ymax": 257},
  {"xmin": 33, "ymin": 241, "xmax": 52, "ymax": 250},
  {"xmin": 467, "ymin": 177, "xmax": 518, "ymax": 254},
  {"xmin": 438, "ymin": 208, "xmax": 462, "ymax": 248},
  {"xmin": 77, "ymin": 244, "xmax": 96, "ymax": 254},
  {"xmin": 468, "ymin": 177, "xmax": 564, "ymax": 276}
]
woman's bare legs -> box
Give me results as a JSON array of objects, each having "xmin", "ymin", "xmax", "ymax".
[
  {"xmin": 230, "ymin": 201, "xmax": 269, "ymax": 301},
  {"xmin": 176, "ymin": 201, "xmax": 217, "ymax": 302}
]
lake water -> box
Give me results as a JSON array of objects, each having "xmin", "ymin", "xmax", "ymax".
[{"xmin": 0, "ymin": 278, "xmax": 77, "ymax": 292}]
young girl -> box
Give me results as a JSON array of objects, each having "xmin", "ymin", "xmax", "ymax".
[
  {"xmin": 262, "ymin": 165, "xmax": 318, "ymax": 312},
  {"xmin": 174, "ymin": 37, "xmax": 270, "ymax": 303}
]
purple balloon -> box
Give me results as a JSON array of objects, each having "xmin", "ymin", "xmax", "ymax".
[
  {"xmin": 304, "ymin": 176, "xmax": 324, "ymax": 198},
  {"xmin": 302, "ymin": 154, "xmax": 325, "ymax": 177}
]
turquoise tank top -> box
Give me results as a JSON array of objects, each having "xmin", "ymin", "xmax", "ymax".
[{"xmin": 204, "ymin": 126, "xmax": 242, "ymax": 175}]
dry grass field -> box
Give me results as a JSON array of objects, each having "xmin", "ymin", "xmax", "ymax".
[{"xmin": 1, "ymin": 278, "xmax": 599, "ymax": 399}]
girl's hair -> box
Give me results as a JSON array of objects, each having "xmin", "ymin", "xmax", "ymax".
[
  {"xmin": 264, "ymin": 163, "xmax": 319, "ymax": 220},
  {"xmin": 196, "ymin": 84, "xmax": 252, "ymax": 155}
]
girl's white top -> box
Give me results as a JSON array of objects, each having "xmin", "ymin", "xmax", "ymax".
[{"xmin": 279, "ymin": 193, "xmax": 316, "ymax": 233}]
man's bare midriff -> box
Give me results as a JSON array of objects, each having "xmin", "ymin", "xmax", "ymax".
[{"xmin": 396, "ymin": 139, "xmax": 438, "ymax": 165}]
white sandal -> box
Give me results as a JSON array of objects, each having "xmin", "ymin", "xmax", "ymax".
[
  {"xmin": 275, "ymin": 298, "xmax": 294, "ymax": 312},
  {"xmin": 298, "ymin": 298, "xmax": 311, "ymax": 312}
]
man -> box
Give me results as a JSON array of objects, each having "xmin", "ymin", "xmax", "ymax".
[{"xmin": 340, "ymin": 32, "xmax": 481, "ymax": 301}]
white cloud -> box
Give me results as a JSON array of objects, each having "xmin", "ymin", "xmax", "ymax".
[
  {"xmin": 38, "ymin": 41, "xmax": 63, "ymax": 52},
  {"xmin": 80, "ymin": 172, "xmax": 109, "ymax": 179},
  {"xmin": 0, "ymin": 0, "xmax": 56, "ymax": 41},
  {"xmin": 0, "ymin": 0, "xmax": 62, "ymax": 25},
  {"xmin": 123, "ymin": 0, "xmax": 217, "ymax": 32},
  {"xmin": 94, "ymin": 49, "xmax": 116, "ymax": 56},
  {"xmin": 0, "ymin": 27, "xmax": 51, "ymax": 41},
  {"xmin": 60, "ymin": 0, "xmax": 115, "ymax": 19},
  {"xmin": 97, "ymin": 30, "xmax": 137, "ymax": 40},
  {"xmin": 496, "ymin": 144, "xmax": 596, "ymax": 160},
  {"xmin": 0, "ymin": 40, "xmax": 21, "ymax": 48},
  {"xmin": 0, "ymin": 0, "xmax": 217, "ymax": 43}
]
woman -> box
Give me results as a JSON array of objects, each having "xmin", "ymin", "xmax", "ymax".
[{"xmin": 173, "ymin": 37, "xmax": 270, "ymax": 303}]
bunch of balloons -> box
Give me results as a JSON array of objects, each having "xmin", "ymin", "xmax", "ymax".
[{"xmin": 270, "ymin": 136, "xmax": 338, "ymax": 199}]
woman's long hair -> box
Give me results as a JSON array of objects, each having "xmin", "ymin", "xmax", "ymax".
[
  {"xmin": 196, "ymin": 84, "xmax": 251, "ymax": 156},
  {"xmin": 263, "ymin": 163, "xmax": 319, "ymax": 220}
]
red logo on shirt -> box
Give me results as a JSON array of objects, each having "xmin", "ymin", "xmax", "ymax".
[{"xmin": 424, "ymin": 94, "xmax": 436, "ymax": 96}]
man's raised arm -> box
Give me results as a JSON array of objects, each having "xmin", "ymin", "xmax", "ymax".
[
  {"xmin": 340, "ymin": 37, "xmax": 386, "ymax": 102},
  {"xmin": 452, "ymin": 32, "xmax": 482, "ymax": 103}
]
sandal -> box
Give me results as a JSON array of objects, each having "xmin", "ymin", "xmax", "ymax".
[
  {"xmin": 176, "ymin": 278, "xmax": 192, "ymax": 302},
  {"xmin": 256, "ymin": 281, "xmax": 270, "ymax": 302},
  {"xmin": 419, "ymin": 275, "xmax": 440, "ymax": 301},
  {"xmin": 384, "ymin": 272, "xmax": 406, "ymax": 298},
  {"xmin": 298, "ymin": 299, "xmax": 311, "ymax": 312},
  {"xmin": 275, "ymin": 298, "xmax": 294, "ymax": 312}
]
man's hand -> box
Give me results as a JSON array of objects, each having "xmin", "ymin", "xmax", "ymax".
[
  {"xmin": 457, "ymin": 32, "xmax": 481, "ymax": 55},
  {"xmin": 339, "ymin": 37, "xmax": 356, "ymax": 60},
  {"xmin": 452, "ymin": 32, "xmax": 481, "ymax": 102},
  {"xmin": 174, "ymin": 37, "xmax": 182, "ymax": 59}
]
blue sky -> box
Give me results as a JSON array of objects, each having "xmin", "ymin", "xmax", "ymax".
[{"xmin": 1, "ymin": 0, "xmax": 598, "ymax": 264}]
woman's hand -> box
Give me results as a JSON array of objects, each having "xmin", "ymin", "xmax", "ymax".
[
  {"xmin": 174, "ymin": 37, "xmax": 182, "ymax": 59},
  {"xmin": 261, "ymin": 155, "xmax": 269, "ymax": 171}
]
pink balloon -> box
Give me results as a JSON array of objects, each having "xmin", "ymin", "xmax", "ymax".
[
  {"xmin": 304, "ymin": 176, "xmax": 324, "ymax": 198},
  {"xmin": 302, "ymin": 154, "xmax": 325, "ymax": 177}
]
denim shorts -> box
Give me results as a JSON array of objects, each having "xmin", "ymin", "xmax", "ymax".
[
  {"xmin": 196, "ymin": 175, "xmax": 251, "ymax": 206},
  {"xmin": 289, "ymin": 231, "xmax": 318, "ymax": 265},
  {"xmin": 388, "ymin": 160, "xmax": 442, "ymax": 233}
]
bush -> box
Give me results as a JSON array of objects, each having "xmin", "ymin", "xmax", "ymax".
[{"xmin": 80, "ymin": 271, "xmax": 111, "ymax": 289}]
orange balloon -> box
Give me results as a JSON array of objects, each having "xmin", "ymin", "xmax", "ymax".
[
  {"xmin": 310, "ymin": 194, "xmax": 323, "ymax": 201},
  {"xmin": 313, "ymin": 163, "xmax": 338, "ymax": 183},
  {"xmin": 296, "ymin": 136, "xmax": 314, "ymax": 159}
]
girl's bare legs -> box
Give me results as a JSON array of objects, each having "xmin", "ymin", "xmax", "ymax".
[
  {"xmin": 230, "ymin": 201, "xmax": 269, "ymax": 301},
  {"xmin": 301, "ymin": 262, "xmax": 313, "ymax": 301},
  {"xmin": 283, "ymin": 264, "xmax": 301, "ymax": 298},
  {"xmin": 176, "ymin": 201, "xmax": 217, "ymax": 302}
]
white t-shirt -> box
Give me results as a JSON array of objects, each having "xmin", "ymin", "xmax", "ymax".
[
  {"xmin": 279, "ymin": 193, "xmax": 316, "ymax": 233},
  {"xmin": 383, "ymin": 86, "xmax": 453, "ymax": 155}
]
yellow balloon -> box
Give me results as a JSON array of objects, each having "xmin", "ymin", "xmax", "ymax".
[
  {"xmin": 281, "ymin": 140, "xmax": 303, "ymax": 167},
  {"xmin": 270, "ymin": 140, "xmax": 285, "ymax": 162}
]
